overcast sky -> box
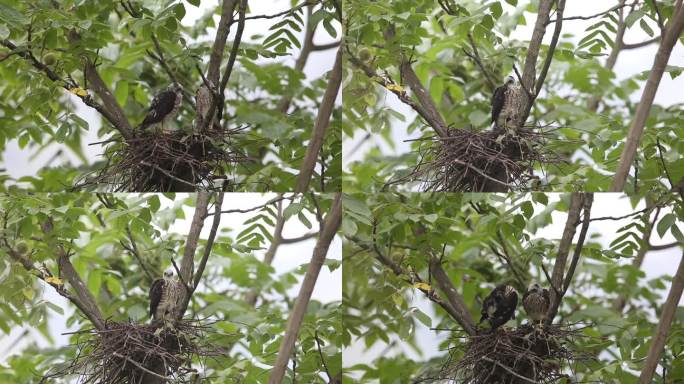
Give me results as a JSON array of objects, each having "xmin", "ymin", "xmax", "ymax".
[
  {"xmin": 343, "ymin": 0, "xmax": 684, "ymax": 167},
  {"xmin": 344, "ymin": 193, "xmax": 683, "ymax": 371}
]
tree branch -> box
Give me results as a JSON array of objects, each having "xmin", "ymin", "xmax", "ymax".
[
  {"xmin": 535, "ymin": 0, "xmax": 566, "ymax": 96},
  {"xmin": 520, "ymin": 0, "xmax": 554, "ymax": 123},
  {"xmin": 0, "ymin": 39, "xmax": 134, "ymax": 140},
  {"xmin": 177, "ymin": 192, "xmax": 211, "ymax": 318},
  {"xmin": 561, "ymin": 194, "xmax": 593, "ymax": 294},
  {"xmin": 611, "ymin": 0, "xmax": 684, "ymax": 191},
  {"xmin": 269, "ymin": 192, "xmax": 341, "ymax": 384},
  {"xmin": 429, "ymin": 257, "xmax": 477, "ymax": 335},
  {"xmin": 192, "ymin": 192, "xmax": 225, "ymax": 292},
  {"xmin": 639, "ymin": 250, "xmax": 684, "ymax": 383},
  {"xmin": 294, "ymin": 46, "xmax": 341, "ymax": 194},
  {"xmin": 207, "ymin": 0, "xmax": 237, "ymax": 84},
  {"xmin": 545, "ymin": 193, "xmax": 585, "ymax": 324}
]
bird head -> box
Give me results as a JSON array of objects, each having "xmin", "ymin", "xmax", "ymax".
[
  {"xmin": 505, "ymin": 75, "xmax": 515, "ymax": 85},
  {"xmin": 163, "ymin": 268, "xmax": 174, "ymax": 279},
  {"xmin": 169, "ymin": 83, "xmax": 182, "ymax": 93},
  {"xmin": 528, "ymin": 282, "xmax": 541, "ymax": 293}
]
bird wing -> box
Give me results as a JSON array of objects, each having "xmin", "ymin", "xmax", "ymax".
[
  {"xmin": 542, "ymin": 288, "xmax": 551, "ymax": 307},
  {"xmin": 149, "ymin": 278, "xmax": 165, "ymax": 318},
  {"xmin": 491, "ymin": 85, "xmax": 506, "ymax": 124},
  {"xmin": 480, "ymin": 292, "xmax": 495, "ymax": 323},
  {"xmin": 141, "ymin": 89, "xmax": 178, "ymax": 126}
]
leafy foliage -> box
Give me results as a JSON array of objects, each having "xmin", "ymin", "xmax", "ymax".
[
  {"xmin": 342, "ymin": 0, "xmax": 683, "ymax": 192},
  {"xmin": 0, "ymin": 0, "xmax": 341, "ymax": 192},
  {"xmin": 0, "ymin": 192, "xmax": 341, "ymax": 382},
  {"xmin": 342, "ymin": 192, "xmax": 684, "ymax": 382}
]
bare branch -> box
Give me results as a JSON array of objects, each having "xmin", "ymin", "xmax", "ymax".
[
  {"xmin": 207, "ymin": 0, "xmax": 237, "ymax": 84},
  {"xmin": 294, "ymin": 46, "xmax": 341, "ymax": 194},
  {"xmin": 192, "ymin": 192, "xmax": 225, "ymax": 291},
  {"xmin": 177, "ymin": 192, "xmax": 211, "ymax": 318},
  {"xmin": 612, "ymin": 1, "xmax": 684, "ymax": 191},
  {"xmin": 545, "ymin": 193, "xmax": 585, "ymax": 325},
  {"xmin": 547, "ymin": 1, "xmax": 635, "ymax": 24},
  {"xmin": 639, "ymin": 250, "xmax": 684, "ymax": 383},
  {"xmin": 269, "ymin": 192, "xmax": 341, "ymax": 384},
  {"xmin": 535, "ymin": 0, "xmax": 566, "ymax": 96}
]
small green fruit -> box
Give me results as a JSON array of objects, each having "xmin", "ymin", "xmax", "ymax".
[
  {"xmin": 16, "ymin": 241, "xmax": 28, "ymax": 255},
  {"xmin": 358, "ymin": 48, "xmax": 372, "ymax": 62},
  {"xmin": 43, "ymin": 53, "xmax": 57, "ymax": 66}
]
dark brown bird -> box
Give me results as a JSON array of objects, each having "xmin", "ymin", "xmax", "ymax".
[{"xmin": 479, "ymin": 284, "xmax": 518, "ymax": 329}]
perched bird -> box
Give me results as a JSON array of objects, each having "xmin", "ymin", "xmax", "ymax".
[
  {"xmin": 149, "ymin": 268, "xmax": 184, "ymax": 323},
  {"xmin": 491, "ymin": 75, "xmax": 523, "ymax": 131},
  {"xmin": 194, "ymin": 80, "xmax": 214, "ymax": 132},
  {"xmin": 523, "ymin": 282, "xmax": 550, "ymax": 326},
  {"xmin": 479, "ymin": 284, "xmax": 518, "ymax": 329},
  {"xmin": 140, "ymin": 83, "xmax": 183, "ymax": 133}
]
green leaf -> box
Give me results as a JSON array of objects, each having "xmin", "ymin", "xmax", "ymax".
[
  {"xmin": 114, "ymin": 80, "xmax": 128, "ymax": 106},
  {"xmin": 505, "ymin": 0, "xmax": 518, "ymax": 5},
  {"xmin": 490, "ymin": 2, "xmax": 503, "ymax": 19},
  {"xmin": 639, "ymin": 19, "xmax": 654, "ymax": 37},
  {"xmin": 187, "ymin": 0, "xmax": 200, "ymax": 6},
  {"xmin": 656, "ymin": 213, "xmax": 675, "ymax": 238},
  {"xmin": 173, "ymin": 3, "xmax": 186, "ymax": 20},
  {"xmin": 413, "ymin": 308, "xmax": 432, "ymax": 327},
  {"xmin": 0, "ymin": 23, "xmax": 9, "ymax": 39},
  {"xmin": 283, "ymin": 202, "xmax": 303, "ymax": 220},
  {"xmin": 624, "ymin": 8, "xmax": 646, "ymax": 28}
]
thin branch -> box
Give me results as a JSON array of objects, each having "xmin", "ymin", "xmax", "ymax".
[
  {"xmin": 0, "ymin": 39, "xmax": 133, "ymax": 140},
  {"xmin": 207, "ymin": 0, "xmax": 237, "ymax": 84},
  {"xmin": 177, "ymin": 192, "xmax": 211, "ymax": 318},
  {"xmin": 639, "ymin": 250, "xmax": 684, "ymax": 383},
  {"xmin": 611, "ymin": 0, "xmax": 684, "ymax": 191},
  {"xmin": 464, "ymin": 32, "xmax": 497, "ymax": 91},
  {"xmin": 281, "ymin": 232, "xmax": 318, "ymax": 244},
  {"xmin": 212, "ymin": 194, "xmax": 289, "ymax": 216},
  {"xmin": 545, "ymin": 193, "xmax": 585, "ymax": 325},
  {"xmin": 294, "ymin": 45, "xmax": 341, "ymax": 194},
  {"xmin": 429, "ymin": 257, "xmax": 477, "ymax": 335},
  {"xmin": 122, "ymin": 226, "xmax": 154, "ymax": 282},
  {"xmin": 562, "ymin": 194, "xmax": 593, "ymax": 293},
  {"xmin": 622, "ymin": 36, "xmax": 660, "ymax": 49},
  {"xmin": 314, "ymin": 330, "xmax": 334, "ymax": 383},
  {"xmin": 192, "ymin": 192, "xmax": 225, "ymax": 292},
  {"xmin": 535, "ymin": 0, "xmax": 566, "ymax": 96},
  {"xmin": 546, "ymin": 1, "xmax": 635, "ymax": 24},
  {"xmin": 269, "ymin": 192, "xmax": 341, "ymax": 384}
]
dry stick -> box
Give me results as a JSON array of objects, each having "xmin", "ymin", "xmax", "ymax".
[
  {"xmin": 192, "ymin": 192, "xmax": 226, "ymax": 292},
  {"xmin": 269, "ymin": 192, "xmax": 341, "ymax": 384},
  {"xmin": 639, "ymin": 249, "xmax": 684, "ymax": 383},
  {"xmin": 611, "ymin": 0, "xmax": 684, "ymax": 191},
  {"xmin": 294, "ymin": 46, "xmax": 342, "ymax": 194},
  {"xmin": 429, "ymin": 257, "xmax": 477, "ymax": 335},
  {"xmin": 177, "ymin": 192, "xmax": 211, "ymax": 317},
  {"xmin": 545, "ymin": 193, "xmax": 585, "ymax": 325}
]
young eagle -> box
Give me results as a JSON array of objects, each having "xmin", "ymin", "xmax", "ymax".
[
  {"xmin": 149, "ymin": 268, "xmax": 184, "ymax": 322},
  {"xmin": 490, "ymin": 75, "xmax": 522, "ymax": 131},
  {"xmin": 140, "ymin": 83, "xmax": 183, "ymax": 133},
  {"xmin": 523, "ymin": 282, "xmax": 550, "ymax": 326},
  {"xmin": 479, "ymin": 284, "xmax": 518, "ymax": 329}
]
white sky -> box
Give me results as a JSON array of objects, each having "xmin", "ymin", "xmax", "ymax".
[
  {"xmin": 0, "ymin": 193, "xmax": 342, "ymax": 364},
  {"xmin": 2, "ymin": 0, "xmax": 339, "ymax": 181},
  {"xmin": 344, "ymin": 193, "xmax": 683, "ymax": 370},
  {"xmin": 343, "ymin": 0, "xmax": 684, "ymax": 167}
]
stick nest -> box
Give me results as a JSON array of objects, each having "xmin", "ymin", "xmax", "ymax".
[
  {"xmin": 391, "ymin": 127, "xmax": 561, "ymax": 192},
  {"xmin": 435, "ymin": 324, "xmax": 595, "ymax": 384},
  {"xmin": 43, "ymin": 319, "xmax": 228, "ymax": 384},
  {"xmin": 76, "ymin": 127, "xmax": 247, "ymax": 192}
]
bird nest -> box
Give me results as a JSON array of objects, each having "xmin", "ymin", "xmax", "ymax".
[
  {"xmin": 42, "ymin": 319, "xmax": 229, "ymax": 384},
  {"xmin": 434, "ymin": 323, "xmax": 595, "ymax": 384},
  {"xmin": 388, "ymin": 126, "xmax": 562, "ymax": 192},
  {"xmin": 76, "ymin": 126, "xmax": 248, "ymax": 192}
]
